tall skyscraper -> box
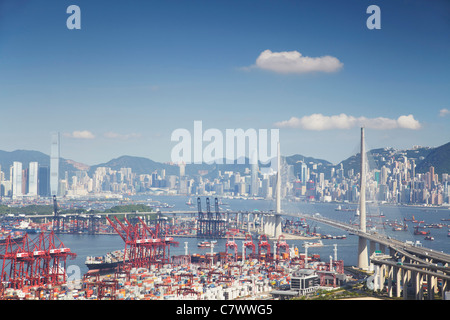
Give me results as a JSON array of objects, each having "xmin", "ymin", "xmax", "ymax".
[
  {"xmin": 38, "ymin": 166, "xmax": 50, "ymax": 197},
  {"xmin": 50, "ymin": 132, "xmax": 60, "ymax": 196},
  {"xmin": 300, "ymin": 161, "xmax": 308, "ymax": 186},
  {"xmin": 28, "ymin": 162, "xmax": 39, "ymax": 197},
  {"xmin": 12, "ymin": 161, "xmax": 23, "ymax": 199}
]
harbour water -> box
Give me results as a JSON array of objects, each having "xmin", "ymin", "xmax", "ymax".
[{"xmin": 57, "ymin": 195, "xmax": 450, "ymax": 277}]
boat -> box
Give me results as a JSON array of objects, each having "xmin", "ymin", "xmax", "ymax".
[
  {"xmin": 335, "ymin": 205, "xmax": 356, "ymax": 212},
  {"xmin": 413, "ymin": 226, "xmax": 430, "ymax": 236},
  {"xmin": 10, "ymin": 221, "xmax": 41, "ymax": 234},
  {"xmin": 85, "ymin": 249, "xmax": 129, "ymax": 271},
  {"xmin": 392, "ymin": 224, "xmax": 408, "ymax": 231},
  {"xmin": 186, "ymin": 198, "xmax": 195, "ymax": 206},
  {"xmin": 321, "ymin": 234, "xmax": 346, "ymax": 240},
  {"xmin": 197, "ymin": 240, "xmax": 218, "ymax": 248},
  {"xmin": 410, "ymin": 216, "xmax": 424, "ymax": 224},
  {"xmin": 0, "ymin": 228, "xmax": 26, "ymax": 244},
  {"xmin": 302, "ymin": 240, "xmax": 323, "ymax": 247},
  {"xmin": 424, "ymin": 236, "xmax": 434, "ymax": 241}
]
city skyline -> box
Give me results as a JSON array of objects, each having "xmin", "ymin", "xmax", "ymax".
[
  {"xmin": 1, "ymin": 146, "xmax": 448, "ymax": 206},
  {"xmin": 0, "ymin": 0, "xmax": 449, "ymax": 166}
]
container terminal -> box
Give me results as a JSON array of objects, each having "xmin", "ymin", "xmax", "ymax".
[
  {"xmin": 0, "ymin": 212, "xmax": 350, "ymax": 300},
  {"xmin": 0, "ymin": 239, "xmax": 348, "ymax": 300}
]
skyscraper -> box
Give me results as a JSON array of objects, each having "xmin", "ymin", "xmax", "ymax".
[
  {"xmin": 300, "ymin": 161, "xmax": 308, "ymax": 186},
  {"xmin": 50, "ymin": 132, "xmax": 60, "ymax": 196},
  {"xmin": 28, "ymin": 162, "xmax": 39, "ymax": 197},
  {"xmin": 38, "ymin": 166, "xmax": 50, "ymax": 197},
  {"xmin": 12, "ymin": 161, "xmax": 23, "ymax": 199}
]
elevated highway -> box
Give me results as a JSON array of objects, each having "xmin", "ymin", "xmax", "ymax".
[
  {"xmin": 297, "ymin": 213, "xmax": 450, "ymax": 266},
  {"xmin": 296, "ymin": 212, "xmax": 449, "ymax": 300}
]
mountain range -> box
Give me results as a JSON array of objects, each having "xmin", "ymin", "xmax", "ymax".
[{"xmin": 0, "ymin": 141, "xmax": 448, "ymax": 181}]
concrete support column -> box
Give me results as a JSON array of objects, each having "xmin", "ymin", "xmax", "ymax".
[
  {"xmin": 402, "ymin": 269, "xmax": 409, "ymax": 299},
  {"xmin": 369, "ymin": 241, "xmax": 377, "ymax": 271},
  {"xmin": 428, "ymin": 275, "xmax": 435, "ymax": 300},
  {"xmin": 370, "ymin": 241, "xmax": 376, "ymax": 256},
  {"xmin": 441, "ymin": 279, "xmax": 448, "ymax": 299},
  {"xmin": 396, "ymin": 267, "xmax": 402, "ymax": 298},
  {"xmin": 270, "ymin": 216, "xmax": 275, "ymax": 237},
  {"xmin": 357, "ymin": 237, "xmax": 369, "ymax": 270},
  {"xmin": 387, "ymin": 266, "xmax": 393, "ymax": 297},
  {"xmin": 415, "ymin": 272, "xmax": 423, "ymax": 300},
  {"xmin": 379, "ymin": 264, "xmax": 385, "ymax": 291},
  {"xmin": 274, "ymin": 214, "xmax": 282, "ymax": 239}
]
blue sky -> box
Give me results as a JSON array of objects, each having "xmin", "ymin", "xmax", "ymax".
[{"xmin": 0, "ymin": 0, "xmax": 449, "ymax": 165}]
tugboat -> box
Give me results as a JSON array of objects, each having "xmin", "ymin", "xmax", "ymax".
[{"xmin": 424, "ymin": 236, "xmax": 434, "ymax": 241}]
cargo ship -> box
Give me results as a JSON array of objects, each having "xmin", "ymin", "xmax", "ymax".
[
  {"xmin": 10, "ymin": 221, "xmax": 42, "ymax": 234},
  {"xmin": 0, "ymin": 228, "xmax": 26, "ymax": 244},
  {"xmin": 85, "ymin": 250, "xmax": 129, "ymax": 271}
]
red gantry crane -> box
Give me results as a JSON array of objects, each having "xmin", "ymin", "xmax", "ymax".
[
  {"xmin": 225, "ymin": 235, "xmax": 238, "ymax": 263},
  {"xmin": 105, "ymin": 215, "xmax": 178, "ymax": 270},
  {"xmin": 0, "ymin": 231, "xmax": 76, "ymax": 295},
  {"xmin": 276, "ymin": 235, "xmax": 290, "ymax": 262},
  {"xmin": 243, "ymin": 233, "xmax": 256, "ymax": 260},
  {"xmin": 258, "ymin": 234, "xmax": 271, "ymax": 262}
]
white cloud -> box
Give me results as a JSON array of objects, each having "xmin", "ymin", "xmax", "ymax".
[
  {"xmin": 396, "ymin": 114, "xmax": 422, "ymax": 130},
  {"xmin": 274, "ymin": 113, "xmax": 421, "ymax": 130},
  {"xmin": 248, "ymin": 49, "xmax": 343, "ymax": 74},
  {"xmin": 103, "ymin": 132, "xmax": 142, "ymax": 140},
  {"xmin": 63, "ymin": 130, "xmax": 95, "ymax": 139},
  {"xmin": 439, "ymin": 108, "xmax": 450, "ymax": 117}
]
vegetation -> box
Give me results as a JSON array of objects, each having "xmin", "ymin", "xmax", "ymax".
[
  {"xmin": 102, "ymin": 204, "xmax": 154, "ymax": 213},
  {"xmin": 416, "ymin": 141, "xmax": 450, "ymax": 174},
  {"xmin": 0, "ymin": 205, "xmax": 53, "ymax": 215},
  {"xmin": 0, "ymin": 204, "xmax": 154, "ymax": 216}
]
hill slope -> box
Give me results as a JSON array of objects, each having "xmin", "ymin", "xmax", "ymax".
[
  {"xmin": 0, "ymin": 150, "xmax": 87, "ymax": 180},
  {"xmin": 415, "ymin": 142, "xmax": 450, "ymax": 175}
]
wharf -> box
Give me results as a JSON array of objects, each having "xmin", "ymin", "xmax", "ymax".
[
  {"xmin": 169, "ymin": 233, "xmax": 320, "ymax": 241},
  {"xmin": 2, "ymin": 245, "xmax": 347, "ymax": 300}
]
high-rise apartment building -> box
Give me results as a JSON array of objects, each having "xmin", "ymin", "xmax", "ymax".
[
  {"xmin": 28, "ymin": 162, "xmax": 39, "ymax": 197},
  {"xmin": 12, "ymin": 161, "xmax": 23, "ymax": 199}
]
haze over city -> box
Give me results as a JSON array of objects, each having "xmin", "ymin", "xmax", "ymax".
[{"xmin": 0, "ymin": 0, "xmax": 449, "ymax": 167}]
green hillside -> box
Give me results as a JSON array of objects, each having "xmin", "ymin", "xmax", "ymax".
[{"xmin": 415, "ymin": 142, "xmax": 450, "ymax": 175}]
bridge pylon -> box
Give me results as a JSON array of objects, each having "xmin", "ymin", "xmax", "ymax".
[{"xmin": 357, "ymin": 127, "xmax": 369, "ymax": 270}]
